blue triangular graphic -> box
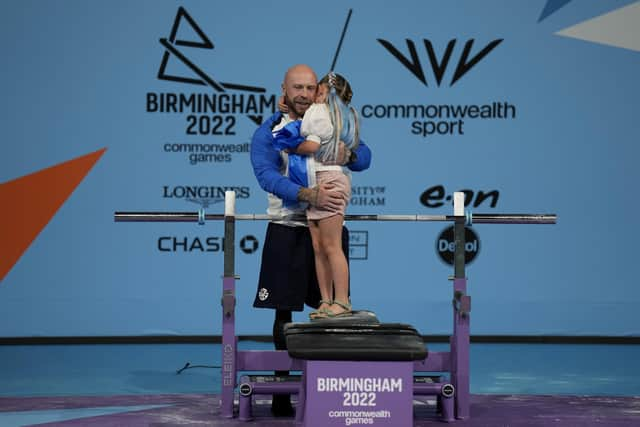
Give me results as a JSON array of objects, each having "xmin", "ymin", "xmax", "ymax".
[
  {"xmin": 538, "ymin": 0, "xmax": 572, "ymax": 22},
  {"xmin": 0, "ymin": 404, "xmax": 168, "ymax": 427}
]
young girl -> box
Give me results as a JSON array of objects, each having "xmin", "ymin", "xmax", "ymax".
[{"xmin": 291, "ymin": 72, "xmax": 360, "ymax": 319}]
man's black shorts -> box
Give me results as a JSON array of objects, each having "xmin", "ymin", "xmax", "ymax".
[{"xmin": 253, "ymin": 222, "xmax": 349, "ymax": 311}]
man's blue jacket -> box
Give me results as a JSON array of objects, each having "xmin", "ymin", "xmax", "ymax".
[{"xmin": 250, "ymin": 112, "xmax": 372, "ymax": 204}]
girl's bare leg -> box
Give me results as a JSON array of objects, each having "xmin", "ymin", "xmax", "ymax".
[
  {"xmin": 309, "ymin": 219, "xmax": 332, "ymax": 313},
  {"xmin": 318, "ymin": 215, "xmax": 350, "ymax": 315}
]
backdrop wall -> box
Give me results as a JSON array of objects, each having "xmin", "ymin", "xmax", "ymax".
[{"xmin": 1, "ymin": 0, "xmax": 639, "ymax": 337}]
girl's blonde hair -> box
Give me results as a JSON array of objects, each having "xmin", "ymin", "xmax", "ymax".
[{"xmin": 317, "ymin": 72, "xmax": 360, "ymax": 163}]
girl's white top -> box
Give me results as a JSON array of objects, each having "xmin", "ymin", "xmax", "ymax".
[{"xmin": 300, "ymin": 103, "xmax": 342, "ymax": 172}]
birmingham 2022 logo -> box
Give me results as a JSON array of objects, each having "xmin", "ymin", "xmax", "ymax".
[
  {"xmin": 366, "ymin": 37, "xmax": 517, "ymax": 139},
  {"xmin": 146, "ymin": 7, "xmax": 277, "ymax": 165}
]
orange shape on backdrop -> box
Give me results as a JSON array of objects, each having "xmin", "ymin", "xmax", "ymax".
[{"xmin": 0, "ymin": 148, "xmax": 107, "ymax": 282}]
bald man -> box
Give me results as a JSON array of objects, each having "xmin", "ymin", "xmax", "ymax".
[{"xmin": 250, "ymin": 64, "xmax": 372, "ymax": 416}]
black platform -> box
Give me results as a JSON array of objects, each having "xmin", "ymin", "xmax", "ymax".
[{"xmin": 284, "ymin": 311, "xmax": 427, "ymax": 361}]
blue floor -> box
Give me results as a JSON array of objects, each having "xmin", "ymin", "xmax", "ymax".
[
  {"xmin": 1, "ymin": 342, "xmax": 640, "ymax": 426},
  {"xmin": 1, "ymin": 341, "xmax": 639, "ymax": 398}
]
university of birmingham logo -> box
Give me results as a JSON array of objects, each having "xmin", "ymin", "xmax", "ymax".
[{"xmin": 377, "ymin": 38, "xmax": 503, "ymax": 86}]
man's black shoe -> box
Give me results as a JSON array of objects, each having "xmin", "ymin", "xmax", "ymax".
[{"xmin": 271, "ymin": 394, "xmax": 294, "ymax": 417}]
